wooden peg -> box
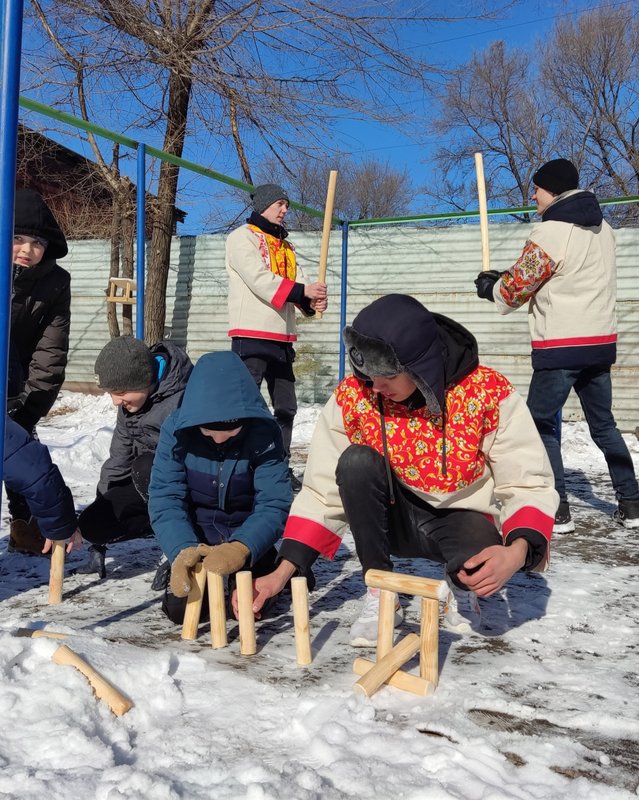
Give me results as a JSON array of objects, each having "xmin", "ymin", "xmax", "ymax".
[
  {"xmin": 420, "ymin": 597, "xmax": 439, "ymax": 688},
  {"xmin": 365, "ymin": 569, "xmax": 447, "ymax": 601},
  {"xmin": 181, "ymin": 562, "xmax": 207, "ymax": 640},
  {"xmin": 376, "ymin": 589, "xmax": 397, "ymax": 659},
  {"xmin": 353, "ymin": 633, "xmax": 421, "ymax": 698},
  {"xmin": 48, "ymin": 540, "xmax": 65, "ymax": 605},
  {"xmin": 207, "ymin": 571, "xmax": 228, "ymax": 649},
  {"xmin": 236, "ymin": 571, "xmax": 256, "ymax": 656},
  {"xmin": 291, "ymin": 576, "xmax": 312, "ymax": 666},
  {"xmin": 353, "ymin": 658, "xmax": 434, "ymax": 697}
]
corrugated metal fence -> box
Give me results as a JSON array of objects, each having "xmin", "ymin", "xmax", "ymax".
[{"xmin": 64, "ymin": 223, "xmax": 639, "ymax": 430}]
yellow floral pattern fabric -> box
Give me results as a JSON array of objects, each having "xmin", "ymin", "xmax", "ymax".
[
  {"xmin": 335, "ymin": 367, "xmax": 515, "ymax": 495},
  {"xmin": 248, "ymin": 224, "xmax": 297, "ymax": 280}
]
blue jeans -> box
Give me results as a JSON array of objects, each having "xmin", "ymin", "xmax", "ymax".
[{"xmin": 527, "ymin": 367, "xmax": 639, "ymax": 503}]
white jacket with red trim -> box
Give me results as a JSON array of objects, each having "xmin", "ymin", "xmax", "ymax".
[
  {"xmin": 280, "ymin": 368, "xmax": 558, "ymax": 568},
  {"xmin": 226, "ymin": 223, "xmax": 311, "ymax": 343},
  {"xmin": 492, "ymin": 190, "xmax": 617, "ymax": 370}
]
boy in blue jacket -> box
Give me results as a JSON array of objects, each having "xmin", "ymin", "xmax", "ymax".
[
  {"xmin": 148, "ymin": 351, "xmax": 293, "ymax": 623},
  {"xmin": 4, "ymin": 416, "xmax": 81, "ymax": 554}
]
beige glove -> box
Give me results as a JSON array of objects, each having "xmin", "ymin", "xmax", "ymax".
[
  {"xmin": 198, "ymin": 541, "xmax": 250, "ymax": 575},
  {"xmin": 170, "ymin": 546, "xmax": 210, "ymax": 597}
]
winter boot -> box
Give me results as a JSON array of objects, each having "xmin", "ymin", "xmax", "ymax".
[
  {"xmin": 8, "ymin": 517, "xmax": 46, "ymax": 555},
  {"xmin": 442, "ymin": 576, "xmax": 481, "ymax": 633},
  {"xmin": 151, "ymin": 556, "xmax": 171, "ymax": 592},
  {"xmin": 77, "ymin": 544, "xmax": 107, "ymax": 579},
  {"xmin": 614, "ymin": 498, "xmax": 639, "ymax": 530},
  {"xmin": 288, "ymin": 468, "xmax": 303, "ymax": 494},
  {"xmin": 553, "ymin": 500, "xmax": 575, "ymax": 534},
  {"xmin": 349, "ymin": 587, "xmax": 403, "ymax": 647}
]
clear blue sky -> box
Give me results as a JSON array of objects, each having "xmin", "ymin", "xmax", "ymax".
[{"xmin": 18, "ymin": 0, "xmax": 610, "ymax": 234}]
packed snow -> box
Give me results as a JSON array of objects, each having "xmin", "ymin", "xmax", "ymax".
[{"xmin": 1, "ymin": 390, "xmax": 638, "ymax": 800}]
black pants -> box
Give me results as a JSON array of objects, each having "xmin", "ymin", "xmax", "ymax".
[
  {"xmin": 79, "ymin": 453, "xmax": 155, "ymax": 545},
  {"xmin": 161, "ymin": 546, "xmax": 279, "ymax": 624},
  {"xmin": 335, "ymin": 445, "xmax": 501, "ymax": 589}
]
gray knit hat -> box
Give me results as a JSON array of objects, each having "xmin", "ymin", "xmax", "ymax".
[
  {"xmin": 94, "ymin": 336, "xmax": 156, "ymax": 391},
  {"xmin": 250, "ymin": 184, "xmax": 289, "ymax": 214}
]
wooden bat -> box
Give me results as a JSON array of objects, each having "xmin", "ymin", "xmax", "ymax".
[
  {"xmin": 474, "ymin": 152, "xmax": 490, "ymax": 271},
  {"xmin": 316, "ymin": 169, "xmax": 337, "ymax": 319},
  {"xmin": 15, "ymin": 628, "xmax": 68, "ymax": 640},
  {"xmin": 48, "ymin": 540, "xmax": 65, "ymax": 605},
  {"xmin": 52, "ymin": 644, "xmax": 133, "ymax": 716}
]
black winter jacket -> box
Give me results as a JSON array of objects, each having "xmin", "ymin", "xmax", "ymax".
[
  {"xmin": 9, "ymin": 189, "xmax": 71, "ymax": 431},
  {"xmin": 98, "ymin": 341, "xmax": 193, "ymax": 494}
]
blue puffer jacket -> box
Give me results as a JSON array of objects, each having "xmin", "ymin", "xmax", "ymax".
[
  {"xmin": 4, "ymin": 416, "xmax": 77, "ymax": 540},
  {"xmin": 148, "ymin": 351, "xmax": 292, "ymax": 564}
]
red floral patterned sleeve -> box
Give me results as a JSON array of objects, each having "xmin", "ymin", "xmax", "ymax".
[{"xmin": 498, "ymin": 240, "xmax": 556, "ymax": 308}]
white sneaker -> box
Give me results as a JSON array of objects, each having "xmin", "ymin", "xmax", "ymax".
[
  {"xmin": 349, "ymin": 588, "xmax": 404, "ymax": 647},
  {"xmin": 442, "ymin": 576, "xmax": 481, "ymax": 633}
]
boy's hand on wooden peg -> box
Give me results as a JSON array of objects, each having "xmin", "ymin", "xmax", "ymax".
[
  {"xmin": 200, "ymin": 541, "xmax": 250, "ymax": 575},
  {"xmin": 170, "ymin": 546, "xmax": 203, "ymax": 597}
]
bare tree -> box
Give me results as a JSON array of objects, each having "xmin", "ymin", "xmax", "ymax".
[
  {"xmin": 22, "ymin": 1, "xmax": 506, "ymax": 341},
  {"xmin": 428, "ymin": 40, "xmax": 559, "ymax": 219},
  {"xmin": 540, "ymin": 4, "xmax": 639, "ymax": 210}
]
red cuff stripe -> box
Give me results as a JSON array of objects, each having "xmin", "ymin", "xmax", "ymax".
[
  {"xmin": 272, "ymin": 278, "xmax": 295, "ymax": 309},
  {"xmin": 283, "ymin": 515, "xmax": 342, "ymax": 559},
  {"xmin": 228, "ymin": 329, "xmax": 297, "ymax": 342},
  {"xmin": 502, "ymin": 505, "xmax": 554, "ymax": 541}
]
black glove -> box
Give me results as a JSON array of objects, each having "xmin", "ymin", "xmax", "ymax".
[
  {"xmin": 8, "ymin": 402, "xmax": 38, "ymax": 433},
  {"xmin": 474, "ymin": 270, "xmax": 502, "ymax": 302}
]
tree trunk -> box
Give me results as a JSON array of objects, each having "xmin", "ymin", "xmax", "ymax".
[{"xmin": 144, "ymin": 71, "xmax": 192, "ymax": 343}]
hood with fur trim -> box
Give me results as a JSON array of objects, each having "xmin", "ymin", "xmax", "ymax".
[{"xmin": 343, "ymin": 294, "xmax": 478, "ymax": 415}]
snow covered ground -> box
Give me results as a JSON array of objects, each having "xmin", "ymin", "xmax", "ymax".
[{"xmin": 1, "ymin": 391, "xmax": 638, "ymax": 800}]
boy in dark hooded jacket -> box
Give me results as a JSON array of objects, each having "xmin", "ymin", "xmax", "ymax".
[
  {"xmin": 148, "ymin": 350, "xmax": 292, "ymax": 624},
  {"xmin": 78, "ymin": 336, "xmax": 192, "ymax": 577},
  {"xmin": 243, "ymin": 294, "xmax": 558, "ymax": 646},
  {"xmin": 4, "ymin": 415, "xmax": 81, "ymax": 554},
  {"xmin": 7, "ymin": 188, "xmax": 71, "ymax": 552}
]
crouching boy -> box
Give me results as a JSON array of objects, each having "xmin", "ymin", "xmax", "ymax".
[
  {"xmin": 148, "ymin": 351, "xmax": 293, "ymax": 623},
  {"xmin": 78, "ymin": 336, "xmax": 192, "ymax": 577}
]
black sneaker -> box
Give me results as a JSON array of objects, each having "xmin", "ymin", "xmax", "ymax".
[
  {"xmin": 288, "ymin": 468, "xmax": 303, "ymax": 494},
  {"xmin": 151, "ymin": 556, "xmax": 171, "ymax": 591},
  {"xmin": 76, "ymin": 544, "xmax": 107, "ymax": 579},
  {"xmin": 553, "ymin": 501, "xmax": 575, "ymax": 534},
  {"xmin": 614, "ymin": 499, "xmax": 639, "ymax": 529}
]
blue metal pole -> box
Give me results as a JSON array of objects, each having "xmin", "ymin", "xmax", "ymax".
[
  {"xmin": 135, "ymin": 143, "xmax": 146, "ymax": 340},
  {"xmin": 338, "ymin": 221, "xmax": 349, "ymax": 381},
  {"xmin": 0, "ymin": 0, "xmax": 25, "ymax": 495}
]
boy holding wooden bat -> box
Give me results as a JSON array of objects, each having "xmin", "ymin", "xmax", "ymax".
[{"xmin": 225, "ymin": 184, "xmax": 328, "ymax": 489}]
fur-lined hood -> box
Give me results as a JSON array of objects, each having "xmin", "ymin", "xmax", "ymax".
[{"xmin": 343, "ymin": 294, "xmax": 478, "ymax": 415}]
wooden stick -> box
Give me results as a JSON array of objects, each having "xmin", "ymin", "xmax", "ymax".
[
  {"xmin": 365, "ymin": 569, "xmax": 447, "ymax": 602},
  {"xmin": 52, "ymin": 644, "xmax": 133, "ymax": 716},
  {"xmin": 236, "ymin": 570, "xmax": 256, "ymax": 656},
  {"xmin": 291, "ymin": 576, "xmax": 312, "ymax": 666},
  {"xmin": 315, "ymin": 169, "xmax": 337, "ymax": 320},
  {"xmin": 376, "ymin": 589, "xmax": 397, "ymax": 660},
  {"xmin": 15, "ymin": 628, "xmax": 68, "ymax": 640},
  {"xmin": 48, "ymin": 540, "xmax": 65, "ymax": 605},
  {"xmin": 207, "ymin": 571, "xmax": 228, "ymax": 649},
  {"xmin": 181, "ymin": 562, "xmax": 207, "ymax": 641},
  {"xmin": 353, "ymin": 658, "xmax": 434, "ymax": 697},
  {"xmin": 474, "ymin": 152, "xmax": 490, "ymax": 272},
  {"xmin": 353, "ymin": 633, "xmax": 421, "ymax": 697},
  {"xmin": 420, "ymin": 597, "xmax": 439, "ymax": 688}
]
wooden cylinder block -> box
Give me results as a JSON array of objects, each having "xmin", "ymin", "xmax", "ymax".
[
  {"xmin": 353, "ymin": 633, "xmax": 421, "ymax": 698},
  {"xmin": 291, "ymin": 576, "xmax": 312, "ymax": 666},
  {"xmin": 236, "ymin": 571, "xmax": 256, "ymax": 656},
  {"xmin": 181, "ymin": 562, "xmax": 207, "ymax": 641},
  {"xmin": 207, "ymin": 571, "xmax": 228, "ymax": 649},
  {"xmin": 365, "ymin": 569, "xmax": 447, "ymax": 601},
  {"xmin": 353, "ymin": 658, "xmax": 434, "ymax": 697},
  {"xmin": 48, "ymin": 540, "xmax": 65, "ymax": 605},
  {"xmin": 376, "ymin": 589, "xmax": 397, "ymax": 659},
  {"xmin": 420, "ymin": 597, "xmax": 439, "ymax": 688}
]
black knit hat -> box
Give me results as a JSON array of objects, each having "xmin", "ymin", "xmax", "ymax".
[
  {"xmin": 343, "ymin": 294, "xmax": 445, "ymax": 415},
  {"xmin": 532, "ymin": 159, "xmax": 579, "ymax": 196},
  {"xmin": 94, "ymin": 336, "xmax": 156, "ymax": 391},
  {"xmin": 250, "ymin": 184, "xmax": 289, "ymax": 214},
  {"xmin": 14, "ymin": 188, "xmax": 68, "ymax": 260}
]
